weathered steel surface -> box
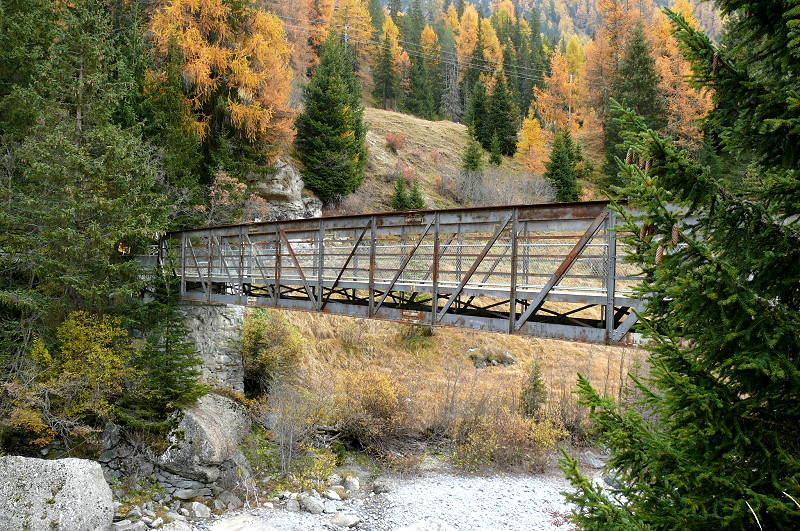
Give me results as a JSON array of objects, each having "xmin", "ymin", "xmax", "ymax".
[{"xmin": 161, "ymin": 201, "xmax": 645, "ymax": 345}]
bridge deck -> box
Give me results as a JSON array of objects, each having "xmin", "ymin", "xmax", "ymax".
[{"xmin": 161, "ymin": 201, "xmax": 645, "ymax": 345}]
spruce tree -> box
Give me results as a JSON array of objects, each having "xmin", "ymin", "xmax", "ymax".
[
  {"xmin": 603, "ymin": 22, "xmax": 665, "ymax": 181},
  {"xmin": 295, "ymin": 33, "xmax": 367, "ymax": 204},
  {"xmin": 487, "ymin": 72, "xmax": 519, "ymax": 156},
  {"xmin": 407, "ymin": 180, "xmax": 425, "ymax": 210},
  {"xmin": 543, "ymin": 130, "xmax": 579, "ymax": 202},
  {"xmin": 403, "ymin": 55, "xmax": 436, "ymax": 120},
  {"xmin": 562, "ymin": 2, "xmax": 800, "ymax": 528},
  {"xmin": 462, "ymin": 137, "xmax": 484, "ymax": 173},
  {"xmin": 372, "ymin": 34, "xmax": 400, "ymax": 110},
  {"xmin": 489, "ymin": 133, "xmax": 502, "ymax": 165},
  {"xmin": 390, "ymin": 176, "xmax": 409, "ymax": 210},
  {"xmin": 466, "ymin": 81, "xmax": 490, "ymax": 148}
]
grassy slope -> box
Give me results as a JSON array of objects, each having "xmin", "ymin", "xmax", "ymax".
[{"xmin": 326, "ymin": 107, "xmax": 607, "ymax": 216}]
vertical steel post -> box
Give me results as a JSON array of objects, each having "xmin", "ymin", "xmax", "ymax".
[
  {"xmin": 369, "ymin": 216, "xmax": 376, "ymax": 316},
  {"xmin": 238, "ymin": 227, "xmax": 245, "ymax": 304},
  {"xmin": 431, "ymin": 212, "xmax": 440, "ymax": 326},
  {"xmin": 317, "ymin": 219, "xmax": 325, "ymax": 309},
  {"xmin": 206, "ymin": 235, "xmax": 213, "ymax": 302},
  {"xmin": 509, "ymin": 208, "xmax": 519, "ymax": 334},
  {"xmin": 274, "ymin": 226, "xmax": 281, "ymax": 306},
  {"xmin": 605, "ymin": 208, "xmax": 617, "ymax": 343}
]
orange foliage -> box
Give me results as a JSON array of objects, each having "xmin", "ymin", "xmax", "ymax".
[
  {"xmin": 456, "ymin": 4, "xmax": 480, "ymax": 78},
  {"xmin": 150, "ymin": 0, "xmax": 294, "ymax": 155},
  {"xmin": 516, "ymin": 111, "xmax": 552, "ymax": 173},
  {"xmin": 333, "ymin": 0, "xmax": 374, "ymax": 68},
  {"xmin": 534, "ymin": 51, "xmax": 580, "ymax": 132}
]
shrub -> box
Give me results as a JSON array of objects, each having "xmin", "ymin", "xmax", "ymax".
[
  {"xmin": 337, "ymin": 369, "xmax": 413, "ymax": 455},
  {"xmin": 385, "ymin": 132, "xmax": 407, "ymax": 153},
  {"xmin": 241, "ymin": 309, "xmax": 303, "ymax": 396}
]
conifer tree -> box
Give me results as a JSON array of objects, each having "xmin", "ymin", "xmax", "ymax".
[
  {"xmin": 543, "ymin": 130, "xmax": 579, "ymax": 202},
  {"xmin": 487, "ymin": 71, "xmax": 519, "ymax": 156},
  {"xmin": 489, "ymin": 133, "xmax": 502, "ymax": 165},
  {"xmin": 466, "ymin": 81, "xmax": 490, "ymax": 147},
  {"xmin": 462, "ymin": 137, "xmax": 484, "ymax": 173},
  {"xmin": 407, "ymin": 180, "xmax": 425, "ymax": 209},
  {"xmin": 295, "ymin": 33, "xmax": 367, "ymax": 204},
  {"xmin": 390, "ymin": 176, "xmax": 410, "ymax": 210},
  {"xmin": 441, "ymin": 64, "xmax": 463, "ymax": 122},
  {"xmin": 372, "ymin": 33, "xmax": 400, "ymax": 110},
  {"xmin": 562, "ymin": 1, "xmax": 800, "ymax": 528},
  {"xmin": 403, "ymin": 55, "xmax": 436, "ymax": 120},
  {"xmin": 603, "ymin": 22, "xmax": 665, "ymax": 180}
]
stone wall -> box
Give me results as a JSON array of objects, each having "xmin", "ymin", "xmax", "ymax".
[{"xmin": 179, "ymin": 302, "xmax": 244, "ymax": 393}]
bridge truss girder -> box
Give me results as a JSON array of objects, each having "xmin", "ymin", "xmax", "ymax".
[{"xmin": 162, "ymin": 201, "xmax": 645, "ymax": 345}]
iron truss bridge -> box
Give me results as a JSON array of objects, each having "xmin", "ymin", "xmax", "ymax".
[{"xmin": 160, "ymin": 201, "xmax": 646, "ymax": 345}]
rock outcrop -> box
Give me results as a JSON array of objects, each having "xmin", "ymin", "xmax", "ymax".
[
  {"xmin": 0, "ymin": 456, "xmax": 113, "ymax": 531},
  {"xmin": 180, "ymin": 303, "xmax": 245, "ymax": 392},
  {"xmin": 155, "ymin": 393, "xmax": 255, "ymax": 499},
  {"xmin": 251, "ymin": 158, "xmax": 322, "ymax": 221}
]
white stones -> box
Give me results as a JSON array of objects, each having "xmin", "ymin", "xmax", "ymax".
[
  {"xmin": 330, "ymin": 513, "xmax": 361, "ymax": 528},
  {"xmin": 190, "ymin": 501, "xmax": 211, "ymax": 518},
  {"xmin": 323, "ymin": 489, "xmax": 342, "ymax": 501},
  {"xmin": 299, "ymin": 494, "xmax": 325, "ymax": 514}
]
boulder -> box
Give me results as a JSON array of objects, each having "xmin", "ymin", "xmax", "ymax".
[
  {"xmin": 299, "ymin": 494, "xmax": 324, "ymax": 514},
  {"xmin": 331, "ymin": 513, "xmax": 361, "ymax": 528},
  {"xmin": 251, "ymin": 158, "xmax": 322, "ymax": 221},
  {"xmin": 157, "ymin": 394, "xmax": 252, "ymax": 484},
  {"xmin": 343, "ymin": 476, "xmax": 360, "ymax": 492},
  {"xmin": 0, "ymin": 456, "xmax": 113, "ymax": 531}
]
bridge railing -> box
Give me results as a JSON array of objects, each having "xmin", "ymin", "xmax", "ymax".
[{"xmin": 161, "ymin": 201, "xmax": 645, "ymax": 345}]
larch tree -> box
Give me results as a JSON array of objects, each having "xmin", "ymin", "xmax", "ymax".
[
  {"xmin": 534, "ymin": 50, "xmax": 579, "ymax": 131},
  {"xmin": 650, "ymin": 1, "xmax": 712, "ymax": 151},
  {"xmin": 421, "ymin": 25, "xmax": 443, "ymax": 113},
  {"xmin": 332, "ymin": 0, "xmax": 374, "ymax": 69},
  {"xmin": 294, "ymin": 33, "xmax": 367, "ymax": 204},
  {"xmin": 455, "ymin": 4, "xmax": 480, "ymax": 79},
  {"xmin": 563, "ymin": 0, "xmax": 800, "ymax": 526},
  {"xmin": 480, "ymin": 18, "xmax": 504, "ymax": 86},
  {"xmin": 150, "ymin": 0, "xmax": 294, "ymax": 158},
  {"xmin": 308, "ymin": 0, "xmax": 335, "ymax": 63},
  {"xmin": 516, "ymin": 110, "xmax": 550, "ymax": 173},
  {"xmin": 581, "ymin": 27, "xmax": 615, "ymax": 130}
]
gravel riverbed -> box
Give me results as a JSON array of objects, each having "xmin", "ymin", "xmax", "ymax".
[{"xmin": 185, "ymin": 467, "xmax": 576, "ymax": 531}]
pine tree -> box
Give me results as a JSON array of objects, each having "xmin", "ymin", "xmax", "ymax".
[
  {"xmin": 603, "ymin": 22, "xmax": 665, "ymax": 180},
  {"xmin": 562, "ymin": 1, "xmax": 800, "ymax": 527},
  {"xmin": 441, "ymin": 64, "xmax": 463, "ymax": 122},
  {"xmin": 487, "ymin": 71, "xmax": 518, "ymax": 156},
  {"xmin": 543, "ymin": 130, "xmax": 579, "ymax": 202},
  {"xmin": 295, "ymin": 33, "xmax": 367, "ymax": 204}
]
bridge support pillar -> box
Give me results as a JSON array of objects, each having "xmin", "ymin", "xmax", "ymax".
[{"xmin": 179, "ymin": 301, "xmax": 244, "ymax": 393}]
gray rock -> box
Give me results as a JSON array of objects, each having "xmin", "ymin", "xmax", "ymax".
[
  {"xmin": 323, "ymin": 500, "xmax": 340, "ymax": 513},
  {"xmin": 218, "ymin": 490, "xmax": 243, "ymax": 510},
  {"xmin": 128, "ymin": 505, "xmax": 143, "ymax": 519},
  {"xmin": 0, "ymin": 456, "xmax": 114, "ymax": 531},
  {"xmin": 179, "ymin": 508, "xmax": 190, "ymax": 516},
  {"xmin": 583, "ymin": 450, "xmax": 608, "ymax": 469},
  {"xmin": 331, "ymin": 513, "xmax": 361, "ymax": 528},
  {"xmin": 285, "ymin": 499, "xmax": 301, "ymax": 512},
  {"xmin": 191, "ymin": 501, "xmax": 211, "ymax": 518},
  {"xmin": 164, "ymin": 511, "xmax": 185, "ymax": 521},
  {"xmin": 213, "ymin": 499, "xmax": 226, "ymax": 511},
  {"xmin": 327, "ymin": 473, "xmax": 343, "ymax": 486},
  {"xmin": 323, "ymin": 489, "xmax": 342, "ymax": 501},
  {"xmin": 251, "ymin": 158, "xmax": 323, "ymax": 221},
  {"xmin": 299, "ymin": 494, "xmax": 325, "ymax": 514},
  {"xmin": 156, "ymin": 393, "xmax": 251, "ymax": 485},
  {"xmin": 372, "ymin": 477, "xmax": 393, "ymax": 494},
  {"xmin": 343, "ymin": 476, "xmax": 360, "ymax": 492},
  {"xmin": 172, "ymin": 487, "xmax": 206, "ymax": 500},
  {"xmin": 150, "ymin": 517, "xmax": 164, "ymax": 528}
]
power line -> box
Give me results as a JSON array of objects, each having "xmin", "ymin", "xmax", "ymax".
[
  {"xmin": 274, "ymin": 14, "xmax": 553, "ymax": 80},
  {"xmin": 279, "ymin": 21, "xmax": 550, "ymax": 83}
]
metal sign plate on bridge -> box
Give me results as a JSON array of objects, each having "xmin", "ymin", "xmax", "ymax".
[{"xmin": 160, "ymin": 201, "xmax": 645, "ymax": 345}]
